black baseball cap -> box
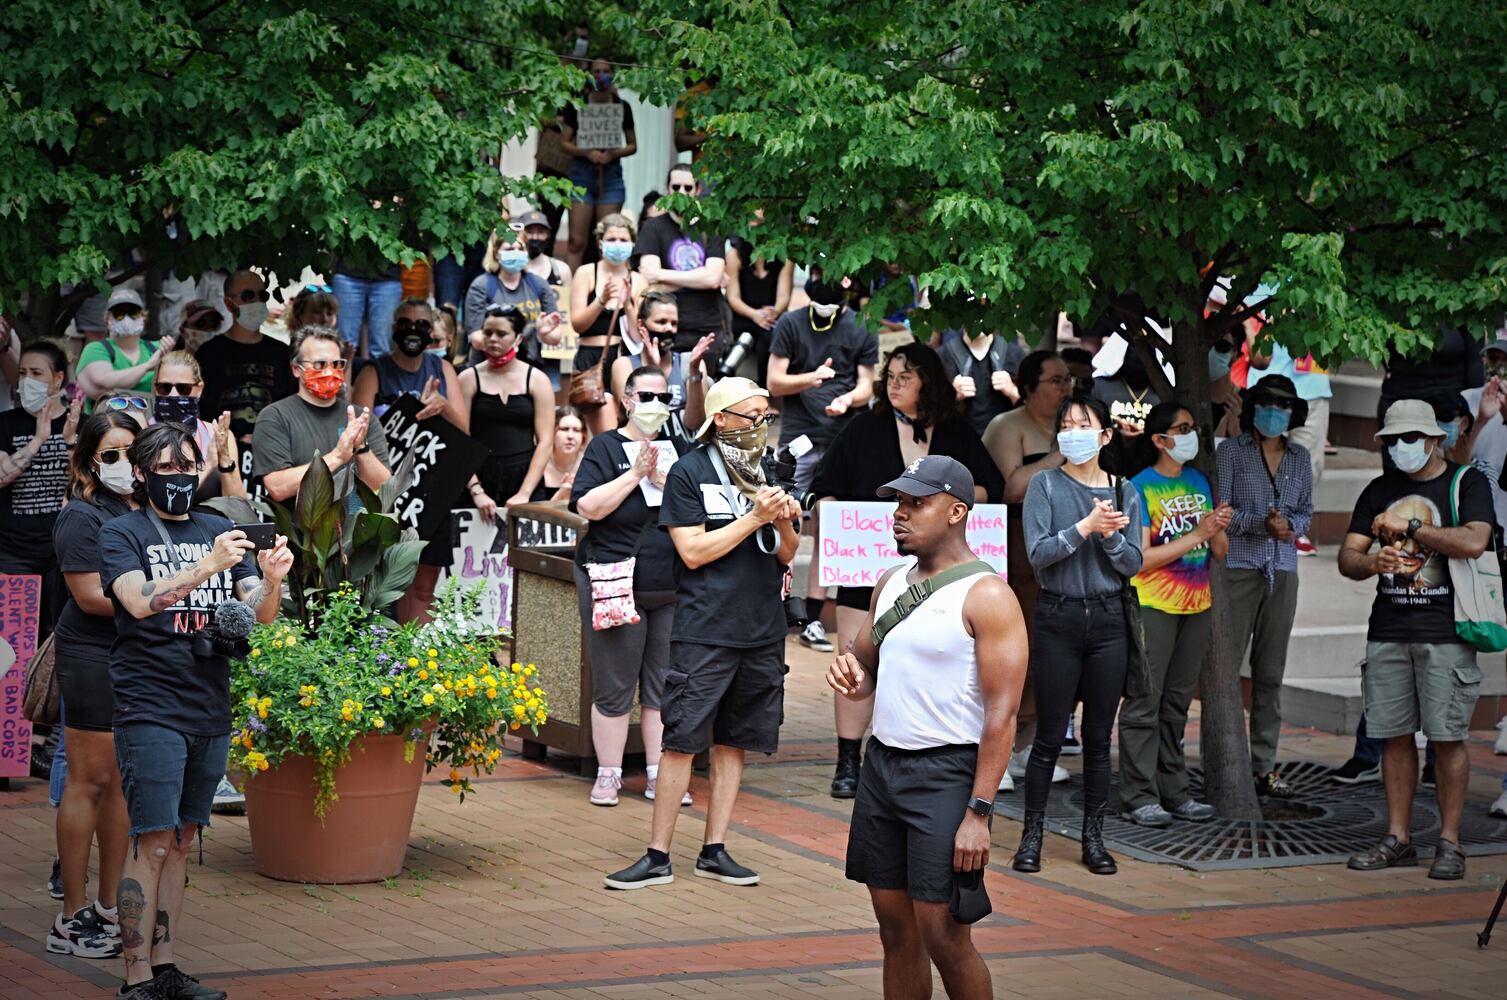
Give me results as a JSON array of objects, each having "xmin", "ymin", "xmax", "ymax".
[{"xmin": 877, "ymin": 455, "xmax": 976, "ymax": 509}]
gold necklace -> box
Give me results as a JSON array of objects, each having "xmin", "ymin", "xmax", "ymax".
[{"xmin": 808, "ymin": 306, "xmax": 836, "ymax": 332}]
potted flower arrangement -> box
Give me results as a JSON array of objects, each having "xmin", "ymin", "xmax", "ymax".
[{"xmin": 208, "ymin": 457, "xmax": 548, "ymax": 884}]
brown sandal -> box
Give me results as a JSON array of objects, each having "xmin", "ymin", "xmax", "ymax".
[
  {"xmin": 1347, "ymin": 834, "xmax": 1418, "ymax": 871},
  {"xmin": 1428, "ymin": 839, "xmax": 1466, "ymax": 880}
]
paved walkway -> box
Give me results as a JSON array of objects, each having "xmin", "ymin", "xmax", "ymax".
[{"xmin": 2, "ymin": 639, "xmax": 1505, "ymax": 999}]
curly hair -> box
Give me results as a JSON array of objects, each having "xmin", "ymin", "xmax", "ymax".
[{"xmin": 875, "ymin": 342, "xmax": 959, "ymax": 432}]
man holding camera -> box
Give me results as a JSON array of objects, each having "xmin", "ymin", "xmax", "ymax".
[
  {"xmin": 99, "ymin": 423, "xmax": 292, "ymax": 999},
  {"xmin": 604, "ymin": 377, "xmax": 801, "ymax": 891},
  {"xmin": 766, "ymin": 271, "xmax": 877, "ymax": 652}
]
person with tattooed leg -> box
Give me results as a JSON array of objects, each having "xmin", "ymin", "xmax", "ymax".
[{"xmin": 98, "ymin": 423, "xmax": 292, "ymax": 999}]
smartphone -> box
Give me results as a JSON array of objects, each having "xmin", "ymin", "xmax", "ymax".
[{"xmin": 235, "ymin": 522, "xmax": 276, "ymax": 551}]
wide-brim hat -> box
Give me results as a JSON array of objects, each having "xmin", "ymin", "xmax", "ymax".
[{"xmin": 1244, "ymin": 373, "xmax": 1309, "ymax": 430}]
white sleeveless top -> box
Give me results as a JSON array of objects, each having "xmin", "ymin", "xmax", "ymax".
[{"xmin": 871, "ymin": 557, "xmax": 994, "ymax": 750}]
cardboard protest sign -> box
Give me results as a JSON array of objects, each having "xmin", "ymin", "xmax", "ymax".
[
  {"xmin": 817, "ymin": 501, "xmax": 1008, "ymax": 587},
  {"xmin": 435, "ymin": 508, "xmax": 513, "ymax": 632},
  {"xmin": 0, "ymin": 574, "xmax": 40, "ymax": 778},
  {"xmin": 575, "ymin": 103, "xmax": 625, "ymax": 150},
  {"xmin": 378, "ymin": 396, "xmax": 489, "ymax": 540}
]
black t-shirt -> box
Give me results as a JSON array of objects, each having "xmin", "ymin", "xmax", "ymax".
[
  {"xmin": 633, "ymin": 215, "xmax": 725, "ymax": 344},
  {"xmin": 560, "ymin": 98, "xmax": 637, "ymax": 163},
  {"xmin": 812, "ymin": 407, "xmax": 1005, "ymax": 504},
  {"xmin": 658, "ymin": 446, "xmax": 786, "ymax": 647},
  {"xmin": 769, "ymin": 308, "xmax": 879, "ymax": 448},
  {"xmin": 1347, "ymin": 463, "xmax": 1497, "ymax": 644},
  {"xmin": 939, "ymin": 334, "xmax": 1026, "ymax": 437},
  {"xmin": 196, "ymin": 334, "xmax": 297, "ymax": 441},
  {"xmin": 0, "ymin": 410, "xmax": 68, "ymax": 565},
  {"xmin": 100, "ymin": 509, "xmax": 258, "ymax": 735},
  {"xmin": 570, "ymin": 430, "xmax": 688, "ymax": 592},
  {"xmin": 52, "ymin": 492, "xmax": 133, "ymax": 649}
]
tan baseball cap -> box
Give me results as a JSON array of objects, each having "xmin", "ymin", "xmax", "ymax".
[{"xmin": 695, "ymin": 376, "xmax": 769, "ymax": 440}]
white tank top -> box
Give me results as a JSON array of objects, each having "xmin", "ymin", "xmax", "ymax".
[{"xmin": 871, "ymin": 557, "xmax": 993, "ymax": 750}]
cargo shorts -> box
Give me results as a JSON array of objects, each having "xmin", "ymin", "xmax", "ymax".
[{"xmin": 1362, "ymin": 641, "xmax": 1482, "ymax": 742}]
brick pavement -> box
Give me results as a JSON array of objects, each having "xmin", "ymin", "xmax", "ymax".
[{"xmin": 2, "ymin": 639, "xmax": 1505, "ymax": 998}]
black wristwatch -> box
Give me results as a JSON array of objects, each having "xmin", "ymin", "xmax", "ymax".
[
  {"xmin": 1406, "ymin": 517, "xmax": 1423, "ymax": 539},
  {"xmin": 218, "ymin": 462, "xmax": 237, "ymax": 474},
  {"xmin": 967, "ymin": 796, "xmax": 994, "ymax": 818},
  {"xmin": 354, "ymin": 444, "xmax": 371, "ymax": 456}
]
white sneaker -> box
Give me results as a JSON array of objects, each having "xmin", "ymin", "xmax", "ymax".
[
  {"xmin": 799, "ymin": 620, "xmax": 834, "ymax": 652},
  {"xmin": 1491, "ymin": 787, "xmax": 1507, "ymax": 818},
  {"xmin": 1008, "ymin": 748, "xmax": 1068, "ymax": 784},
  {"xmin": 210, "ymin": 775, "xmax": 245, "ymax": 814},
  {"xmin": 645, "ymin": 776, "xmax": 692, "ymax": 806},
  {"xmin": 1494, "ymin": 717, "xmax": 1507, "ymax": 756},
  {"xmin": 998, "ymin": 770, "xmax": 1014, "ymax": 793}
]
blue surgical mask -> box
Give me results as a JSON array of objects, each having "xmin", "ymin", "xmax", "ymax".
[
  {"xmin": 601, "ymin": 240, "xmax": 633, "ymax": 265},
  {"xmin": 1388, "ymin": 439, "xmax": 1431, "ymax": 474},
  {"xmin": 1208, "ymin": 348, "xmax": 1233, "ymax": 379},
  {"xmin": 1439, "ymin": 420, "xmax": 1461, "ymax": 449},
  {"xmin": 427, "ymin": 348, "xmax": 448, "ymax": 358},
  {"xmin": 1056, "ymin": 428, "xmax": 1104, "ymax": 466},
  {"xmin": 498, "ymin": 249, "xmax": 528, "ymax": 272},
  {"xmin": 1253, "ymin": 405, "xmax": 1291, "ymax": 438}
]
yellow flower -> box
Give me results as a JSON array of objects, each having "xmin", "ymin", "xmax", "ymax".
[
  {"xmin": 524, "ymin": 665, "xmax": 536, "ymax": 677},
  {"xmin": 427, "ymin": 659, "xmax": 438, "ymax": 671},
  {"xmin": 511, "ymin": 663, "xmax": 522, "ymax": 674},
  {"xmin": 450, "ymin": 782, "xmax": 463, "ymax": 795},
  {"xmin": 372, "ymin": 716, "xmax": 386, "ymax": 729},
  {"xmin": 428, "ymin": 648, "xmax": 439, "ymax": 658},
  {"xmin": 418, "ymin": 669, "xmax": 429, "ymax": 681},
  {"xmin": 525, "ymin": 698, "xmax": 539, "ymax": 711},
  {"xmin": 407, "ymin": 657, "xmax": 419, "ymax": 667},
  {"xmin": 271, "ymin": 638, "xmax": 283, "ymax": 649},
  {"xmin": 422, "ymin": 693, "xmax": 435, "ymax": 706},
  {"xmin": 513, "ymin": 704, "xmax": 527, "ymax": 719},
  {"xmin": 284, "ymin": 634, "xmax": 297, "ymax": 646},
  {"xmin": 380, "ymin": 686, "xmax": 392, "ymax": 696},
  {"xmin": 443, "ymin": 680, "xmax": 454, "ymax": 691},
  {"xmin": 509, "ymin": 722, "xmax": 521, "ymax": 731},
  {"xmin": 485, "ymin": 688, "xmax": 497, "ymax": 700},
  {"xmin": 432, "ymin": 683, "xmax": 446, "ymax": 694},
  {"xmin": 250, "ymin": 648, "xmax": 261, "ymax": 658}
]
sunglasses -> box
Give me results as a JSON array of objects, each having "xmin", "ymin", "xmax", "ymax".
[
  {"xmin": 108, "ymin": 305, "xmax": 144, "ymax": 320},
  {"xmin": 633, "ymin": 390, "xmax": 673, "ymax": 404},
  {"xmin": 102, "ymin": 396, "xmax": 149, "ymax": 412},
  {"xmin": 154, "ymin": 382, "xmax": 199, "ymax": 397},
  {"xmin": 303, "ymin": 283, "xmax": 334, "ymax": 294},
  {"xmin": 395, "ymin": 318, "xmax": 433, "ymax": 335},
  {"xmin": 95, "ymin": 448, "xmax": 129, "ymax": 465},
  {"xmin": 187, "ymin": 312, "xmax": 222, "ymax": 331},
  {"xmin": 668, "ymin": 183, "xmax": 697, "ymax": 193},
  {"xmin": 231, "ymin": 288, "xmax": 271, "ymax": 303},
  {"xmin": 297, "ymin": 358, "xmax": 348, "ymax": 372},
  {"xmin": 1383, "ymin": 431, "xmax": 1431, "ymax": 445}
]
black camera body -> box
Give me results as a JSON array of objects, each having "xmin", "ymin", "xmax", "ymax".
[
  {"xmin": 192, "ymin": 628, "xmax": 250, "ymax": 662},
  {"xmin": 768, "ymin": 435, "xmax": 820, "ymax": 513}
]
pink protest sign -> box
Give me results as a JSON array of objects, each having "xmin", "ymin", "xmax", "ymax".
[
  {"xmin": 0, "ymin": 573, "xmax": 41, "ymax": 778},
  {"xmin": 817, "ymin": 502, "xmax": 1008, "ymax": 588}
]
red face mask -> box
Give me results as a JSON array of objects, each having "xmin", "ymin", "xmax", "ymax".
[
  {"xmin": 303, "ymin": 369, "xmax": 345, "ymax": 400},
  {"xmin": 486, "ymin": 346, "xmax": 518, "ymax": 368}
]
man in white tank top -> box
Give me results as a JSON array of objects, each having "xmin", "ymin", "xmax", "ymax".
[{"xmin": 827, "ymin": 456, "xmax": 1027, "ymax": 1000}]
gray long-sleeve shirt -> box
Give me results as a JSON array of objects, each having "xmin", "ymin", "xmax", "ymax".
[{"xmin": 1022, "ymin": 467, "xmax": 1144, "ymax": 597}]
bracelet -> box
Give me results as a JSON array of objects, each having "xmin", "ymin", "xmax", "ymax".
[
  {"xmin": 354, "ymin": 444, "xmax": 371, "ymax": 455},
  {"xmin": 686, "ymin": 374, "xmax": 704, "ymax": 383},
  {"xmin": 219, "ymin": 463, "xmax": 237, "ymax": 474},
  {"xmin": 469, "ymin": 484, "xmax": 485, "ymax": 495}
]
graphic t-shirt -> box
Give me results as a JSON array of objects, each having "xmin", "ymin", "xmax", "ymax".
[
  {"xmin": 0, "ymin": 410, "xmax": 68, "ymax": 564},
  {"xmin": 570, "ymin": 431, "xmax": 687, "ymax": 592},
  {"xmin": 78, "ymin": 339, "xmax": 161, "ymax": 412},
  {"xmin": 658, "ymin": 446, "xmax": 786, "ymax": 647},
  {"xmin": 633, "ymin": 214, "xmax": 725, "ymax": 344},
  {"xmin": 195, "ymin": 334, "xmax": 297, "ymax": 441},
  {"xmin": 769, "ymin": 307, "xmax": 878, "ymax": 449},
  {"xmin": 1346, "ymin": 463, "xmax": 1497, "ymax": 644},
  {"xmin": 99, "ymin": 510, "xmax": 258, "ymax": 734},
  {"xmin": 1130, "ymin": 466, "xmax": 1215, "ymax": 614}
]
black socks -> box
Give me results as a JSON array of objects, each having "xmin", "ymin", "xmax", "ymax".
[
  {"xmin": 700, "ymin": 842, "xmax": 725, "ymax": 860},
  {"xmin": 647, "ymin": 848, "xmax": 670, "ymax": 866}
]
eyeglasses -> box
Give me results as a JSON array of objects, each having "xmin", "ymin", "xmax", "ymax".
[
  {"xmin": 395, "ymin": 318, "xmax": 433, "ymax": 335},
  {"xmin": 154, "ymin": 382, "xmax": 200, "ymax": 397},
  {"xmin": 101, "ymin": 396, "xmax": 149, "ymax": 412},
  {"xmin": 297, "ymin": 358, "xmax": 348, "ymax": 372},
  {"xmin": 1039, "ymin": 376, "xmax": 1074, "ymax": 388},
  {"xmin": 1256, "ymin": 397, "xmax": 1295, "ymax": 410},
  {"xmin": 94, "ymin": 448, "xmax": 129, "ymax": 465},
  {"xmin": 668, "ymin": 183, "xmax": 697, "ymax": 193},
  {"xmin": 303, "ymin": 283, "xmax": 334, "ymax": 294},
  {"xmin": 633, "ymin": 390, "xmax": 673, "ymax": 404},
  {"xmin": 1160, "ymin": 422, "xmax": 1197, "ymax": 436},
  {"xmin": 886, "ymin": 372, "xmax": 919, "ymax": 388},
  {"xmin": 231, "ymin": 288, "xmax": 270, "ymax": 303},
  {"xmin": 723, "ymin": 408, "xmax": 776, "ymax": 426}
]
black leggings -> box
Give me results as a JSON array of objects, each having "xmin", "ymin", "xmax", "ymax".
[{"xmin": 1024, "ymin": 592, "xmax": 1128, "ymax": 814}]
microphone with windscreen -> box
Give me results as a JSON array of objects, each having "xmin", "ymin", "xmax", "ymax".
[{"xmin": 192, "ymin": 599, "xmax": 257, "ymax": 660}]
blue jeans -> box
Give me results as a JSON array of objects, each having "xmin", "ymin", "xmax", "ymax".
[
  {"xmin": 1353, "ymin": 713, "xmax": 1436, "ymax": 766},
  {"xmin": 332, "ymin": 274, "xmax": 403, "ymax": 356},
  {"xmin": 48, "ymin": 705, "xmax": 68, "ymax": 808},
  {"xmin": 114, "ymin": 723, "xmax": 231, "ymax": 838}
]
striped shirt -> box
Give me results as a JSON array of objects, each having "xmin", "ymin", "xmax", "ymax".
[{"xmin": 1214, "ymin": 432, "xmax": 1313, "ymax": 586}]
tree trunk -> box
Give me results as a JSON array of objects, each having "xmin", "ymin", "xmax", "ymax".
[{"xmin": 1172, "ymin": 310, "xmax": 1263, "ymax": 820}]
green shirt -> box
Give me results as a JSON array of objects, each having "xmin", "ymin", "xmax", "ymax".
[{"xmin": 79, "ymin": 338, "xmax": 160, "ymax": 412}]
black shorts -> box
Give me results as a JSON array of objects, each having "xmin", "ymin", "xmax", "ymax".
[
  {"xmin": 845, "ymin": 738, "xmax": 982, "ymax": 903},
  {"xmin": 56, "ymin": 638, "xmax": 115, "ymax": 732},
  {"xmin": 419, "ymin": 511, "xmax": 454, "ymax": 568},
  {"xmin": 661, "ymin": 641, "xmax": 786, "ymax": 755}
]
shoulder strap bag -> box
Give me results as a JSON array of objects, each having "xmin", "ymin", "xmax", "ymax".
[
  {"xmin": 569, "ymin": 303, "xmax": 620, "ymax": 410},
  {"xmin": 21, "ymin": 632, "xmax": 60, "ymax": 726},
  {"xmin": 870, "ymin": 559, "xmax": 993, "ymax": 648},
  {"xmin": 582, "ymin": 438, "xmax": 656, "ymax": 630},
  {"xmin": 1447, "ymin": 465, "xmax": 1507, "ymax": 652}
]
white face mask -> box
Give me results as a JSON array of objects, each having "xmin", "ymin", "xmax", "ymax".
[
  {"xmin": 629, "ymin": 400, "xmax": 671, "ymax": 436},
  {"xmin": 235, "ymin": 302, "xmax": 269, "ymax": 332},
  {"xmin": 810, "ymin": 302, "xmax": 840, "ymax": 319},
  {"xmin": 1056, "ymin": 428, "xmax": 1104, "ymax": 466},
  {"xmin": 1166, "ymin": 431, "xmax": 1198, "ymax": 464},
  {"xmin": 108, "ymin": 316, "xmax": 145, "ymax": 339},
  {"xmin": 99, "ymin": 460, "xmax": 136, "ymax": 496},
  {"xmin": 18, "ymin": 377, "xmax": 52, "ymax": 415},
  {"xmin": 1388, "ymin": 439, "xmax": 1431, "ymax": 474}
]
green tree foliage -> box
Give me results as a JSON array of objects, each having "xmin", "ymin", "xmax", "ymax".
[
  {"xmin": 631, "ymin": 0, "xmax": 1507, "ymax": 816},
  {"xmin": 0, "ymin": 0, "xmax": 580, "ymax": 337}
]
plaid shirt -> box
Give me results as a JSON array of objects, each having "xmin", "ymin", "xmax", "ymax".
[{"xmin": 1215, "ymin": 432, "xmax": 1313, "ymax": 586}]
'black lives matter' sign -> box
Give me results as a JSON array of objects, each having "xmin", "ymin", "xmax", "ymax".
[{"xmin": 378, "ymin": 396, "xmax": 489, "ymax": 540}]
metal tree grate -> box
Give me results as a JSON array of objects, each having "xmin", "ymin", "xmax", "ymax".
[{"xmin": 993, "ymin": 760, "xmax": 1507, "ymax": 871}]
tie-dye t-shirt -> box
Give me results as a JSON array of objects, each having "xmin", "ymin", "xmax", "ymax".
[{"xmin": 1131, "ymin": 467, "xmax": 1214, "ymax": 614}]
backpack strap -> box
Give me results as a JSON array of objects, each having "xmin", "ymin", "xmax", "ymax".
[
  {"xmin": 942, "ymin": 336, "xmax": 970, "ymax": 377},
  {"xmin": 103, "ymin": 340, "xmax": 116, "ymax": 363},
  {"xmin": 487, "ymin": 272, "xmax": 499, "ymax": 303},
  {"xmin": 871, "ymin": 559, "xmax": 993, "ymax": 648}
]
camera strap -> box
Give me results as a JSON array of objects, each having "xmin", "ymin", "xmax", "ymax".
[
  {"xmin": 146, "ymin": 508, "xmax": 195, "ymax": 576},
  {"xmin": 707, "ymin": 445, "xmax": 778, "ymax": 555}
]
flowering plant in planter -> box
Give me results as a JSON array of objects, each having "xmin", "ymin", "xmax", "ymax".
[{"xmin": 230, "ymin": 579, "xmax": 548, "ymax": 817}]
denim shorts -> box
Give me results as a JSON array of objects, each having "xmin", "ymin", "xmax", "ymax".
[
  {"xmin": 114, "ymin": 723, "xmax": 231, "ymax": 839},
  {"xmin": 568, "ymin": 159, "xmax": 626, "ymax": 206}
]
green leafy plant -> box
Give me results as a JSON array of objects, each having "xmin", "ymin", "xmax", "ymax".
[{"xmin": 230, "ymin": 579, "xmax": 546, "ymax": 818}]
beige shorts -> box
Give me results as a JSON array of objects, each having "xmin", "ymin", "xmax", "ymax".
[{"xmin": 1362, "ymin": 641, "xmax": 1481, "ymax": 742}]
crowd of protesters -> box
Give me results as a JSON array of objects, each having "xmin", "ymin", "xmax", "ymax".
[{"xmin": 5, "ymin": 104, "xmax": 1507, "ymax": 1000}]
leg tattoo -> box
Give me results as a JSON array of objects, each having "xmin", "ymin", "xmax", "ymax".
[
  {"xmin": 153, "ymin": 909, "xmax": 171, "ymax": 946},
  {"xmin": 118, "ymin": 878, "xmax": 146, "ymax": 949}
]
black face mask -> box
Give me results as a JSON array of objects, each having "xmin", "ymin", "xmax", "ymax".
[
  {"xmin": 146, "ymin": 471, "xmax": 198, "ymax": 515},
  {"xmin": 153, "ymin": 395, "xmax": 200, "ymax": 427},
  {"xmin": 395, "ymin": 332, "xmax": 429, "ymax": 358},
  {"xmin": 526, "ymin": 237, "xmax": 551, "ymax": 259},
  {"xmin": 805, "ymin": 276, "xmax": 846, "ymax": 308}
]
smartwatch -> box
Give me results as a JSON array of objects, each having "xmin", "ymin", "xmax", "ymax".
[
  {"xmin": 218, "ymin": 462, "xmax": 237, "ymax": 474},
  {"xmin": 967, "ymin": 796, "xmax": 994, "ymax": 819},
  {"xmin": 354, "ymin": 444, "xmax": 371, "ymax": 456},
  {"xmin": 1406, "ymin": 517, "xmax": 1423, "ymax": 539}
]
